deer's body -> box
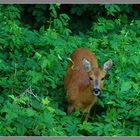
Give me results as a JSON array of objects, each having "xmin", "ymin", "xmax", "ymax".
[{"xmin": 64, "ymin": 48, "xmax": 112, "ymax": 120}]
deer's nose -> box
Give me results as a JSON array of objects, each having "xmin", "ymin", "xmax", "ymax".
[{"xmin": 93, "ymin": 88, "xmax": 100, "ymax": 96}]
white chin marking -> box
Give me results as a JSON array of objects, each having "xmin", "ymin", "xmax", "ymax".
[{"xmin": 93, "ymin": 92, "xmax": 100, "ymax": 96}]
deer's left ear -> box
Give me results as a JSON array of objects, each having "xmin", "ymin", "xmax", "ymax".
[{"xmin": 103, "ymin": 59, "xmax": 113, "ymax": 71}]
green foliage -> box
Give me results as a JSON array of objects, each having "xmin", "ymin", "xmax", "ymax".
[{"xmin": 0, "ymin": 4, "xmax": 139, "ymax": 136}]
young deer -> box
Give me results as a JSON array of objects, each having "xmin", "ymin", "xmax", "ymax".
[{"xmin": 64, "ymin": 48, "xmax": 112, "ymax": 121}]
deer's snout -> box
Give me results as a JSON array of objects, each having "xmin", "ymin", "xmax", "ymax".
[{"xmin": 93, "ymin": 88, "xmax": 100, "ymax": 96}]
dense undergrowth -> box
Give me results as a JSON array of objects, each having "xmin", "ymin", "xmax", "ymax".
[{"xmin": 0, "ymin": 4, "xmax": 139, "ymax": 136}]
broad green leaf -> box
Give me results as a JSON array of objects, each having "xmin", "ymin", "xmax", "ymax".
[
  {"xmin": 25, "ymin": 108, "xmax": 35, "ymax": 117},
  {"xmin": 121, "ymin": 81, "xmax": 132, "ymax": 92}
]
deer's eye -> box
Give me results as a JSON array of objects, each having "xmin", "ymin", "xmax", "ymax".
[
  {"xmin": 89, "ymin": 77, "xmax": 93, "ymax": 80},
  {"xmin": 101, "ymin": 77, "xmax": 105, "ymax": 81}
]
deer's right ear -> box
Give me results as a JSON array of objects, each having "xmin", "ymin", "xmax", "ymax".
[{"xmin": 82, "ymin": 58, "xmax": 92, "ymax": 72}]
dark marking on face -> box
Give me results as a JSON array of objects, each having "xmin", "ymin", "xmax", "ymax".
[{"xmin": 95, "ymin": 79, "xmax": 99, "ymax": 87}]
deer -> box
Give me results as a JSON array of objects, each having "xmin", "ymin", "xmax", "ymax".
[{"xmin": 64, "ymin": 47, "xmax": 112, "ymax": 121}]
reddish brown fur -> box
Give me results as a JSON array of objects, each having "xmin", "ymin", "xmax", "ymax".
[{"xmin": 64, "ymin": 47, "xmax": 111, "ymax": 120}]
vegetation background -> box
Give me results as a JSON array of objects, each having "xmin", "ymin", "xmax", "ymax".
[{"xmin": 0, "ymin": 4, "xmax": 139, "ymax": 136}]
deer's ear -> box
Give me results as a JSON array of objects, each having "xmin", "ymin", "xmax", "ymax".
[
  {"xmin": 103, "ymin": 59, "xmax": 113, "ymax": 71},
  {"xmin": 82, "ymin": 58, "xmax": 92, "ymax": 72}
]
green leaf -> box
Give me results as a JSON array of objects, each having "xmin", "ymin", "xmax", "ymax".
[
  {"xmin": 54, "ymin": 19, "xmax": 63, "ymax": 28},
  {"xmin": 49, "ymin": 4, "xmax": 57, "ymax": 18},
  {"xmin": 42, "ymin": 97, "xmax": 50, "ymax": 105},
  {"xmin": 25, "ymin": 108, "xmax": 35, "ymax": 117},
  {"xmin": 16, "ymin": 125, "xmax": 27, "ymax": 135},
  {"xmin": 60, "ymin": 14, "xmax": 70, "ymax": 21},
  {"xmin": 121, "ymin": 81, "xmax": 132, "ymax": 92},
  {"xmin": 27, "ymin": 70, "xmax": 44, "ymax": 84},
  {"xmin": 79, "ymin": 121, "xmax": 93, "ymax": 133}
]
